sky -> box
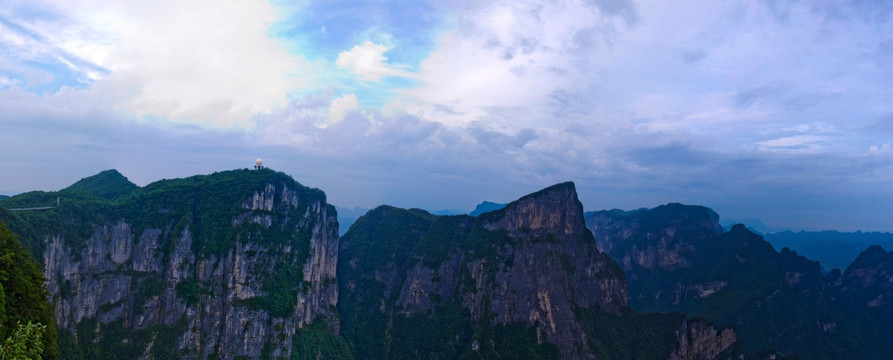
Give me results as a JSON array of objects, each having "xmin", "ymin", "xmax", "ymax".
[{"xmin": 0, "ymin": 0, "xmax": 891, "ymax": 232}]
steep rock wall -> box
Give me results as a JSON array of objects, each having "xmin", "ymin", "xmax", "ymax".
[
  {"xmin": 39, "ymin": 171, "xmax": 339, "ymax": 359},
  {"xmin": 340, "ymin": 182, "xmax": 632, "ymax": 359}
]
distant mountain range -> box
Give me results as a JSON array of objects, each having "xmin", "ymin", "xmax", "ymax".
[
  {"xmin": 720, "ymin": 217, "xmax": 789, "ymax": 233},
  {"xmin": 334, "ymin": 206, "xmax": 371, "ymax": 236},
  {"xmin": 1, "ymin": 169, "xmax": 890, "ymax": 359},
  {"xmin": 586, "ymin": 206, "xmax": 892, "ymax": 358},
  {"xmin": 468, "ymin": 201, "xmax": 506, "ymax": 216},
  {"xmin": 334, "ymin": 201, "xmax": 508, "ymax": 235},
  {"xmin": 762, "ymin": 230, "xmax": 893, "ymax": 272}
]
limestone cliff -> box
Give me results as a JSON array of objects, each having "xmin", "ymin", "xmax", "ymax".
[
  {"xmin": 585, "ymin": 204, "xmax": 721, "ymax": 272},
  {"xmin": 459, "ymin": 182, "xmax": 627, "ymax": 356},
  {"xmin": 6, "ymin": 169, "xmax": 339, "ymax": 359},
  {"xmin": 828, "ymin": 245, "xmax": 893, "ymax": 356},
  {"xmin": 586, "ymin": 203, "xmax": 891, "ymax": 359},
  {"xmin": 668, "ymin": 319, "xmax": 737, "ymax": 360},
  {"xmin": 339, "ymin": 182, "xmax": 735, "ymax": 359}
]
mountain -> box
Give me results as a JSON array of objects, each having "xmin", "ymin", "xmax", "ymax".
[
  {"xmin": 585, "ymin": 206, "xmax": 890, "ymax": 359},
  {"xmin": 0, "ymin": 195, "xmax": 8, "ymax": 200},
  {"xmin": 719, "ymin": 217, "xmax": 787, "ymax": 233},
  {"xmin": 4, "ymin": 168, "xmax": 886, "ymax": 359},
  {"xmin": 338, "ymin": 183, "xmax": 737, "ymax": 359},
  {"xmin": 468, "ymin": 201, "xmax": 506, "ymax": 216},
  {"xmin": 763, "ymin": 231, "xmax": 893, "ymax": 272},
  {"xmin": 828, "ymin": 245, "xmax": 893, "ymax": 356},
  {"xmin": 62, "ymin": 169, "xmax": 139, "ymax": 201},
  {"xmin": 0, "ymin": 169, "xmax": 340, "ymax": 359},
  {"xmin": 334, "ymin": 205, "xmax": 370, "ymax": 236}
]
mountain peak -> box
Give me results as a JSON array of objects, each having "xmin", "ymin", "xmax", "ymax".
[
  {"xmin": 482, "ymin": 181, "xmax": 584, "ymax": 237},
  {"xmin": 469, "ymin": 201, "xmax": 507, "ymax": 216},
  {"xmin": 847, "ymin": 245, "xmax": 891, "ymax": 272},
  {"xmin": 63, "ymin": 169, "xmax": 139, "ymax": 200}
]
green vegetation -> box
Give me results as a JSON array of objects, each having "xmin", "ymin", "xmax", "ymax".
[
  {"xmin": 337, "ymin": 206, "xmax": 434, "ymax": 359},
  {"xmin": 591, "ymin": 201, "xmax": 887, "ymax": 359},
  {"xmin": 0, "ymin": 168, "xmax": 327, "ymax": 261},
  {"xmin": 62, "ymin": 169, "xmax": 138, "ymax": 201},
  {"xmin": 337, "ymin": 192, "xmax": 687, "ymax": 360},
  {"xmin": 291, "ymin": 318, "xmax": 354, "ymax": 360},
  {"xmin": 244, "ymin": 258, "xmax": 304, "ymax": 317},
  {"xmin": 0, "ymin": 169, "xmax": 332, "ymax": 359},
  {"xmin": 581, "ymin": 308, "xmax": 684, "ymax": 360},
  {"xmin": 121, "ymin": 168, "xmax": 325, "ymax": 258},
  {"xmin": 412, "ymin": 215, "xmax": 473, "ymax": 269},
  {"xmin": 59, "ymin": 316, "xmax": 188, "ymax": 360},
  {"xmin": 0, "ymin": 223, "xmax": 57, "ymax": 360},
  {"xmin": 0, "ymin": 321, "xmax": 47, "ymax": 360},
  {"xmin": 0, "ymin": 191, "xmax": 115, "ymax": 263}
]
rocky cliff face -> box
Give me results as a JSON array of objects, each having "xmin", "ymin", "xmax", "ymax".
[
  {"xmin": 828, "ymin": 245, "xmax": 893, "ymax": 356},
  {"xmin": 668, "ymin": 319, "xmax": 737, "ymax": 360},
  {"xmin": 340, "ymin": 183, "xmax": 628, "ymax": 359},
  {"xmin": 458, "ymin": 182, "xmax": 627, "ymax": 357},
  {"xmin": 339, "ymin": 182, "xmax": 736, "ymax": 360},
  {"xmin": 30, "ymin": 170, "xmax": 339, "ymax": 359},
  {"xmin": 585, "ymin": 204, "xmax": 721, "ymax": 273},
  {"xmin": 586, "ymin": 203, "xmax": 892, "ymax": 359}
]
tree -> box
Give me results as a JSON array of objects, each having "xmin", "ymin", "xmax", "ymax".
[
  {"xmin": 0, "ymin": 321, "xmax": 46, "ymax": 360},
  {"xmin": 0, "ymin": 223, "xmax": 57, "ymax": 359}
]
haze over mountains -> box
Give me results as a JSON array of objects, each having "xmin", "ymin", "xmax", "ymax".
[{"xmin": 0, "ymin": 168, "xmax": 890, "ymax": 359}]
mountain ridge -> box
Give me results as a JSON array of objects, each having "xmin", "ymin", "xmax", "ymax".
[
  {"xmin": 1, "ymin": 168, "xmax": 340, "ymax": 359},
  {"xmin": 1, "ymin": 169, "xmax": 889, "ymax": 359}
]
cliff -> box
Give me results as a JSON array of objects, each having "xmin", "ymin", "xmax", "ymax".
[
  {"xmin": 1, "ymin": 169, "xmax": 340, "ymax": 359},
  {"xmin": 586, "ymin": 204, "xmax": 890, "ymax": 359},
  {"xmin": 339, "ymin": 182, "xmax": 736, "ymax": 359},
  {"xmin": 829, "ymin": 245, "xmax": 893, "ymax": 356}
]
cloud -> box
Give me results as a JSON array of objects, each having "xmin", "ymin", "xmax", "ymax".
[
  {"xmin": 868, "ymin": 143, "xmax": 892, "ymax": 155},
  {"xmin": 587, "ymin": 0, "xmax": 639, "ymax": 25},
  {"xmin": 0, "ymin": 76, "xmax": 19, "ymax": 88},
  {"xmin": 327, "ymin": 93, "xmax": 360, "ymax": 126},
  {"xmin": 0, "ymin": 0, "xmax": 317, "ymax": 129},
  {"xmin": 336, "ymin": 41, "xmax": 417, "ymax": 81},
  {"xmin": 1, "ymin": 0, "xmax": 891, "ymax": 231},
  {"xmin": 757, "ymin": 135, "xmax": 828, "ymax": 152}
]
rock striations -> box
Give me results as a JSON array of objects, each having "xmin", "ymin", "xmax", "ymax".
[
  {"xmin": 0, "ymin": 172, "xmax": 751, "ymax": 360},
  {"xmin": 4, "ymin": 169, "xmax": 339, "ymax": 359},
  {"xmin": 338, "ymin": 182, "xmax": 736, "ymax": 359},
  {"xmin": 586, "ymin": 205, "xmax": 893, "ymax": 359}
]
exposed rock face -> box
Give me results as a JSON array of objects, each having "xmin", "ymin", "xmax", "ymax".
[
  {"xmin": 586, "ymin": 203, "xmax": 893, "ymax": 359},
  {"xmin": 829, "ymin": 245, "xmax": 893, "ymax": 356},
  {"xmin": 839, "ymin": 245, "xmax": 893, "ymax": 295},
  {"xmin": 586, "ymin": 204, "xmax": 721, "ymax": 272},
  {"xmin": 460, "ymin": 183, "xmax": 627, "ymax": 357},
  {"xmin": 341, "ymin": 182, "xmax": 737, "ymax": 359},
  {"xmin": 669, "ymin": 319, "xmax": 737, "ymax": 360},
  {"xmin": 38, "ymin": 171, "xmax": 339, "ymax": 359},
  {"xmin": 584, "ymin": 204, "xmax": 725, "ymax": 311}
]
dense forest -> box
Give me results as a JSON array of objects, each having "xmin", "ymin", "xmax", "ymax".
[{"xmin": 0, "ymin": 170, "xmax": 889, "ymax": 359}]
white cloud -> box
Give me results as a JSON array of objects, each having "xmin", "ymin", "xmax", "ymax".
[
  {"xmin": 336, "ymin": 41, "xmax": 416, "ymax": 82},
  {"xmin": 398, "ymin": 0, "xmax": 889, "ymax": 157},
  {"xmin": 868, "ymin": 143, "xmax": 892, "ymax": 155},
  {"xmin": 757, "ymin": 135, "xmax": 828, "ymax": 153},
  {"xmin": 1, "ymin": 0, "xmax": 317, "ymax": 129},
  {"xmin": 0, "ymin": 76, "xmax": 19, "ymax": 88},
  {"xmin": 401, "ymin": 0, "xmax": 632, "ymax": 128},
  {"xmin": 327, "ymin": 93, "xmax": 360, "ymax": 127}
]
